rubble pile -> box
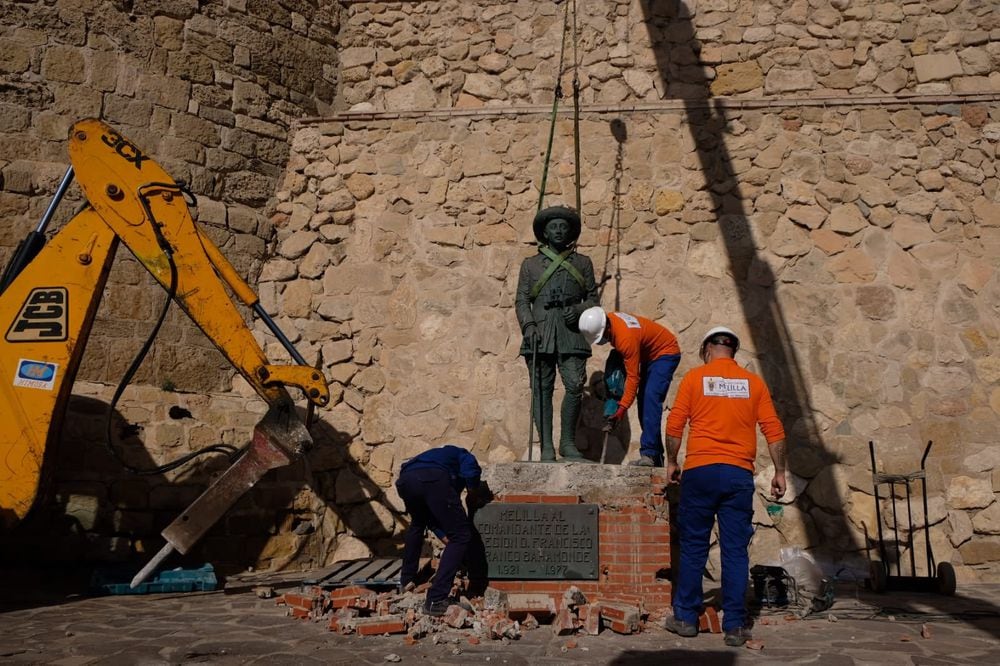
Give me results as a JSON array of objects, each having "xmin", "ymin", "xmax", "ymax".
[{"xmin": 276, "ymin": 584, "xmax": 648, "ymax": 641}]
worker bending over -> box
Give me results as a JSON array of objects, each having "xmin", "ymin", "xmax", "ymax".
[
  {"xmin": 662, "ymin": 326, "xmax": 787, "ymax": 647},
  {"xmin": 578, "ymin": 307, "xmax": 682, "ymax": 467},
  {"xmin": 395, "ymin": 445, "xmax": 490, "ymax": 616}
]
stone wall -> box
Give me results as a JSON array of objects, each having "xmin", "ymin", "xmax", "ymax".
[
  {"xmin": 262, "ymin": 0, "xmax": 1000, "ymax": 579},
  {"xmin": 336, "ymin": 0, "xmax": 999, "ymax": 112},
  {"xmin": 3, "ymin": 0, "xmax": 1000, "ymax": 583},
  {"xmin": 0, "ymin": 0, "xmax": 340, "ymax": 392},
  {"xmin": 275, "ymin": 96, "xmax": 1000, "ymax": 580}
]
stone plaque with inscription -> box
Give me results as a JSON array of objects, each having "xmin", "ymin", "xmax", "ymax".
[{"xmin": 473, "ymin": 503, "xmax": 599, "ymax": 579}]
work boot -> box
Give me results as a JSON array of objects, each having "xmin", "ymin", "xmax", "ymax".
[
  {"xmin": 423, "ymin": 598, "xmax": 452, "ymax": 617},
  {"xmin": 629, "ymin": 455, "xmax": 658, "ymax": 467},
  {"xmin": 723, "ymin": 626, "xmax": 752, "ymax": 647},
  {"xmin": 662, "ymin": 615, "xmax": 698, "ymax": 637}
]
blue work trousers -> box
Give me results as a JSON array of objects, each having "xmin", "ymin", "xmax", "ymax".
[
  {"xmin": 637, "ymin": 353, "xmax": 681, "ymax": 464},
  {"xmin": 673, "ymin": 463, "xmax": 755, "ymax": 631},
  {"xmin": 395, "ymin": 467, "xmax": 487, "ymax": 603}
]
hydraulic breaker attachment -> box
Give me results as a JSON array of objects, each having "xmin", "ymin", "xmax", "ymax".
[{"xmin": 132, "ymin": 404, "xmax": 310, "ymax": 587}]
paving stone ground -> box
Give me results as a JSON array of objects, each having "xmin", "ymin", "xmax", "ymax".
[{"xmin": 1, "ymin": 567, "xmax": 998, "ymax": 665}]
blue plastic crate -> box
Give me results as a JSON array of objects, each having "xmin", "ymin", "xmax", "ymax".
[{"xmin": 90, "ymin": 564, "xmax": 217, "ymax": 595}]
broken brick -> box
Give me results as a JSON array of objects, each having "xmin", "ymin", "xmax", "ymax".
[
  {"xmin": 330, "ymin": 585, "xmax": 371, "ymax": 600},
  {"xmin": 606, "ymin": 618, "xmax": 636, "ymax": 634},
  {"xmin": 582, "ymin": 604, "xmax": 602, "ymax": 635},
  {"xmin": 282, "ymin": 592, "xmax": 315, "ymax": 611},
  {"xmin": 699, "ymin": 607, "xmax": 722, "ymax": 634},
  {"xmin": 551, "ymin": 608, "xmax": 577, "ymax": 636},
  {"xmin": 601, "ymin": 603, "xmax": 640, "ymax": 634},
  {"xmin": 355, "ymin": 615, "xmax": 407, "ymax": 636},
  {"xmin": 600, "ymin": 603, "xmax": 640, "ymax": 625},
  {"xmin": 442, "ymin": 604, "xmax": 469, "ymax": 628}
]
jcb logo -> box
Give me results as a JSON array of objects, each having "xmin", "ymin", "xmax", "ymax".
[
  {"xmin": 101, "ymin": 132, "xmax": 149, "ymax": 170},
  {"xmin": 5, "ymin": 288, "xmax": 68, "ymax": 342}
]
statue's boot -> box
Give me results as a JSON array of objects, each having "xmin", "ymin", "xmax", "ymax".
[
  {"xmin": 539, "ymin": 439, "xmax": 557, "ymax": 462},
  {"xmin": 535, "ymin": 396, "xmax": 556, "ymax": 462},
  {"xmin": 558, "ymin": 383, "xmax": 591, "ymax": 462},
  {"xmin": 558, "ymin": 441, "xmax": 587, "ymax": 460}
]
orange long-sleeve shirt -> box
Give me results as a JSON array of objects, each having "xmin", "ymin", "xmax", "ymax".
[
  {"xmin": 606, "ymin": 312, "xmax": 681, "ymax": 410},
  {"xmin": 665, "ymin": 358, "xmax": 785, "ymax": 473}
]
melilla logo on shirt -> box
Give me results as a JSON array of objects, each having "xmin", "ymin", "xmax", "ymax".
[
  {"xmin": 613, "ymin": 312, "xmax": 641, "ymax": 328},
  {"xmin": 704, "ymin": 376, "xmax": 750, "ymax": 399}
]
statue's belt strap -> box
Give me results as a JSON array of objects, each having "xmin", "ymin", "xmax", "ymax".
[{"xmin": 530, "ymin": 246, "xmax": 586, "ymax": 301}]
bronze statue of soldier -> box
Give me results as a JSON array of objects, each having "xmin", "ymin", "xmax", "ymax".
[{"xmin": 515, "ymin": 205, "xmax": 597, "ymax": 462}]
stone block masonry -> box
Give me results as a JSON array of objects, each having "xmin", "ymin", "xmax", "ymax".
[
  {"xmin": 3, "ymin": 0, "xmax": 1000, "ymax": 584},
  {"xmin": 1, "ymin": 0, "xmax": 340, "ymax": 393}
]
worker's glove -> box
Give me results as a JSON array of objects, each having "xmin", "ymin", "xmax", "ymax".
[
  {"xmin": 608, "ymin": 403, "xmax": 627, "ymax": 425},
  {"xmin": 523, "ymin": 322, "xmax": 539, "ymax": 347},
  {"xmin": 563, "ymin": 307, "xmax": 579, "ymax": 330}
]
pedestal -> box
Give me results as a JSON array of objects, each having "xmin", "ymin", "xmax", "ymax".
[{"xmin": 479, "ymin": 462, "xmax": 672, "ymax": 611}]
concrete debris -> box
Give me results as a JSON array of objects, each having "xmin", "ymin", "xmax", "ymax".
[
  {"xmin": 562, "ymin": 586, "xmax": 588, "ymax": 608},
  {"xmin": 483, "ymin": 587, "xmax": 508, "ymax": 610},
  {"xmin": 274, "ymin": 583, "xmax": 652, "ymax": 642},
  {"xmin": 253, "ymin": 586, "xmax": 275, "ymax": 599}
]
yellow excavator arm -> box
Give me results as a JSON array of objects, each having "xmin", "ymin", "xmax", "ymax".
[{"xmin": 0, "ymin": 119, "xmax": 330, "ymax": 584}]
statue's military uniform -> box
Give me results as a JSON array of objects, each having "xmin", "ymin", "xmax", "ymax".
[{"xmin": 514, "ymin": 206, "xmax": 597, "ymax": 461}]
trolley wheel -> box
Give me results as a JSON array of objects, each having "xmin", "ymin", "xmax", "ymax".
[
  {"xmin": 869, "ymin": 560, "xmax": 887, "ymax": 593},
  {"xmin": 936, "ymin": 562, "xmax": 957, "ymax": 596}
]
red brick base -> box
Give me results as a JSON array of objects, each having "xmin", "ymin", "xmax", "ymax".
[{"xmin": 487, "ymin": 471, "xmax": 672, "ymax": 611}]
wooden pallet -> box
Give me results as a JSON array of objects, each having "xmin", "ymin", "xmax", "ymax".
[{"xmin": 303, "ymin": 558, "xmax": 403, "ymax": 588}]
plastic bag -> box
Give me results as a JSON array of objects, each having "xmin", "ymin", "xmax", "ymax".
[
  {"xmin": 779, "ymin": 547, "xmax": 835, "ymax": 615},
  {"xmin": 779, "ymin": 547, "xmax": 823, "ymax": 595}
]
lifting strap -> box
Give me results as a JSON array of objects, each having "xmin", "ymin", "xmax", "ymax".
[
  {"xmin": 536, "ymin": 0, "xmax": 581, "ymax": 215},
  {"xmin": 530, "ymin": 245, "xmax": 586, "ymax": 302}
]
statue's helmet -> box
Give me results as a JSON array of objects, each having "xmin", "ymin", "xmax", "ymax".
[{"xmin": 533, "ymin": 205, "xmax": 581, "ymax": 245}]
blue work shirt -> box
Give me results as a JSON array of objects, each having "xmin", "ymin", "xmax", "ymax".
[{"xmin": 399, "ymin": 445, "xmax": 482, "ymax": 493}]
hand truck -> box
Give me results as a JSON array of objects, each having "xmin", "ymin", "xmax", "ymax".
[{"xmin": 868, "ymin": 440, "xmax": 956, "ymax": 595}]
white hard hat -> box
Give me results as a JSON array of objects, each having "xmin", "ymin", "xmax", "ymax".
[
  {"xmin": 701, "ymin": 326, "xmax": 740, "ymax": 354},
  {"xmin": 578, "ymin": 306, "xmax": 607, "ymax": 345}
]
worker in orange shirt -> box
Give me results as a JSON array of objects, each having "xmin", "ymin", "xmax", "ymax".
[
  {"xmin": 577, "ymin": 307, "xmax": 682, "ymax": 467},
  {"xmin": 661, "ymin": 326, "xmax": 787, "ymax": 647}
]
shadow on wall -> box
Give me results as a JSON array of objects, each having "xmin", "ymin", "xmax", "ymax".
[
  {"xmin": 639, "ymin": 0, "xmax": 1000, "ymax": 645},
  {"xmin": 303, "ymin": 416, "xmax": 410, "ymax": 562},
  {"xmin": 639, "ymin": 0, "xmax": 843, "ymax": 553},
  {"xmin": 2, "ymin": 393, "xmax": 407, "ymax": 585},
  {"xmin": 577, "ymin": 368, "xmax": 634, "ymax": 464}
]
